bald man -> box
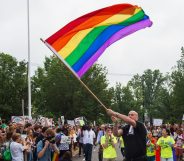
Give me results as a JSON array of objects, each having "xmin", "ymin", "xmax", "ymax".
[{"xmin": 106, "ymin": 109, "xmax": 147, "ymax": 161}]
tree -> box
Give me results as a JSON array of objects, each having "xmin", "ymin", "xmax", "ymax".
[
  {"xmin": 0, "ymin": 53, "xmax": 27, "ymax": 119},
  {"xmin": 170, "ymin": 53, "xmax": 184, "ymax": 123},
  {"xmin": 112, "ymin": 83, "xmax": 135, "ymax": 115},
  {"xmin": 32, "ymin": 56, "xmax": 113, "ymax": 123},
  {"xmin": 126, "ymin": 69, "xmax": 168, "ymax": 123}
]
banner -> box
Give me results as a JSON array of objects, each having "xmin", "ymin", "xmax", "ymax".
[
  {"xmin": 153, "ymin": 119, "xmax": 163, "ymax": 126},
  {"xmin": 61, "ymin": 116, "xmax": 65, "ymax": 125},
  {"xmin": 67, "ymin": 120, "xmax": 75, "ymax": 126},
  {"xmin": 11, "ymin": 116, "xmax": 25, "ymax": 125},
  {"xmin": 38, "ymin": 117, "xmax": 53, "ymax": 127},
  {"xmin": 74, "ymin": 116, "xmax": 85, "ymax": 126}
]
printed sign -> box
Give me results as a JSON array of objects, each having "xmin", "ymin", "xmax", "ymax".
[
  {"xmin": 11, "ymin": 116, "xmax": 25, "ymax": 125},
  {"xmin": 67, "ymin": 120, "xmax": 75, "ymax": 126},
  {"xmin": 61, "ymin": 116, "xmax": 65, "ymax": 125},
  {"xmin": 74, "ymin": 116, "xmax": 85, "ymax": 126},
  {"xmin": 60, "ymin": 136, "xmax": 71, "ymax": 144},
  {"xmin": 153, "ymin": 119, "xmax": 163, "ymax": 126}
]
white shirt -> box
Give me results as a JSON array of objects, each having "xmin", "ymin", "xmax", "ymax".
[
  {"xmin": 83, "ymin": 129, "xmax": 96, "ymax": 145},
  {"xmin": 10, "ymin": 141, "xmax": 24, "ymax": 161}
]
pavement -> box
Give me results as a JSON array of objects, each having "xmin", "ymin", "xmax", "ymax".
[{"xmin": 72, "ymin": 144, "xmax": 124, "ymax": 161}]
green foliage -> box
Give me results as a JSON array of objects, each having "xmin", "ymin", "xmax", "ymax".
[
  {"xmin": 113, "ymin": 69, "xmax": 170, "ymax": 123},
  {"xmin": 169, "ymin": 53, "xmax": 184, "ymax": 123},
  {"xmin": 1, "ymin": 49, "xmax": 184, "ymax": 124},
  {"xmin": 0, "ymin": 53, "xmax": 27, "ymax": 119},
  {"xmin": 32, "ymin": 56, "xmax": 113, "ymax": 123}
]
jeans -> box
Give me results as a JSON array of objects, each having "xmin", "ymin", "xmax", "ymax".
[
  {"xmin": 147, "ymin": 156, "xmax": 155, "ymax": 161},
  {"xmin": 79, "ymin": 142, "xmax": 84, "ymax": 156},
  {"xmin": 84, "ymin": 143, "xmax": 93, "ymax": 161},
  {"xmin": 98, "ymin": 145, "xmax": 103, "ymax": 161}
]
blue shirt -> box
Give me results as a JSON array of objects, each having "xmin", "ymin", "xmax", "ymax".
[
  {"xmin": 37, "ymin": 140, "xmax": 52, "ymax": 161},
  {"xmin": 97, "ymin": 130, "xmax": 105, "ymax": 144}
]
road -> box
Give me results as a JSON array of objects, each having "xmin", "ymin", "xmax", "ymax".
[{"xmin": 72, "ymin": 144, "xmax": 124, "ymax": 161}]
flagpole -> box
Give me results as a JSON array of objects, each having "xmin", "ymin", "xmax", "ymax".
[
  {"xmin": 27, "ymin": 0, "xmax": 32, "ymax": 118},
  {"xmin": 40, "ymin": 38, "xmax": 107, "ymax": 111}
]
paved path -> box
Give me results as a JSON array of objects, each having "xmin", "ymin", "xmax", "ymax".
[{"xmin": 72, "ymin": 144, "xmax": 124, "ymax": 161}]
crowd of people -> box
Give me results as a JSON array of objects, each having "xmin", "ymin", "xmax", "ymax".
[{"xmin": 0, "ymin": 111, "xmax": 184, "ymax": 161}]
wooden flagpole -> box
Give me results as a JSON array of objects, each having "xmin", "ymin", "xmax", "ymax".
[{"xmin": 40, "ymin": 38, "xmax": 107, "ymax": 111}]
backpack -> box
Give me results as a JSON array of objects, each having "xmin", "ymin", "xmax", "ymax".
[
  {"xmin": 3, "ymin": 142, "xmax": 11, "ymax": 161},
  {"xmin": 3, "ymin": 149, "xmax": 11, "ymax": 161}
]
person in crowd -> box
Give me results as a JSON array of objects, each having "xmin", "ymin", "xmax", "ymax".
[
  {"xmin": 32, "ymin": 125, "xmax": 43, "ymax": 161},
  {"xmin": 152, "ymin": 126, "xmax": 159, "ymax": 138},
  {"xmin": 24, "ymin": 123, "xmax": 33, "ymax": 134},
  {"xmin": 0, "ymin": 119, "xmax": 7, "ymax": 130},
  {"xmin": 15, "ymin": 123, "xmax": 24, "ymax": 134},
  {"xmin": 0, "ymin": 128, "xmax": 7, "ymax": 160},
  {"xmin": 77, "ymin": 125, "xmax": 84, "ymax": 157},
  {"xmin": 156, "ymin": 128, "xmax": 175, "ymax": 161},
  {"xmin": 35, "ymin": 126, "xmax": 48, "ymax": 145},
  {"xmin": 106, "ymin": 109, "xmax": 147, "ymax": 161},
  {"xmin": 37, "ymin": 128, "xmax": 59, "ymax": 161},
  {"xmin": 146, "ymin": 131, "xmax": 157, "ymax": 161},
  {"xmin": 25, "ymin": 129, "xmax": 34, "ymax": 161},
  {"xmin": 96, "ymin": 124, "xmax": 106, "ymax": 161},
  {"xmin": 101, "ymin": 126, "xmax": 117, "ymax": 161},
  {"xmin": 10, "ymin": 133, "xmax": 28, "ymax": 161},
  {"xmin": 119, "ymin": 135, "xmax": 125, "ymax": 160},
  {"xmin": 83, "ymin": 125, "xmax": 96, "ymax": 161},
  {"xmin": 33, "ymin": 124, "xmax": 42, "ymax": 139},
  {"xmin": 55, "ymin": 127, "xmax": 70, "ymax": 161},
  {"xmin": 62, "ymin": 151, "xmax": 72, "ymax": 161},
  {"xmin": 69, "ymin": 126, "xmax": 77, "ymax": 152},
  {"xmin": 174, "ymin": 129, "xmax": 183, "ymax": 161}
]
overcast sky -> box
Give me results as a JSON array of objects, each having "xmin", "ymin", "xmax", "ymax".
[{"xmin": 0, "ymin": 0, "xmax": 183, "ymax": 87}]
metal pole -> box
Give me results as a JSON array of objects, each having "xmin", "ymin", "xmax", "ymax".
[
  {"xmin": 27, "ymin": 0, "xmax": 31, "ymax": 118},
  {"xmin": 22, "ymin": 99, "xmax": 25, "ymax": 116}
]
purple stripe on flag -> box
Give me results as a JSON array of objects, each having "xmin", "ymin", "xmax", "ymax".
[{"xmin": 77, "ymin": 19, "xmax": 152, "ymax": 78}]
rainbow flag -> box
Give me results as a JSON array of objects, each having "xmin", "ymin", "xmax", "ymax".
[
  {"xmin": 52, "ymin": 152, "xmax": 59, "ymax": 161},
  {"xmin": 45, "ymin": 4, "xmax": 152, "ymax": 78}
]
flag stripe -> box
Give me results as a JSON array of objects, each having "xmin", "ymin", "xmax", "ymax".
[
  {"xmin": 45, "ymin": 4, "xmax": 152, "ymax": 78},
  {"xmin": 58, "ymin": 8, "xmax": 141, "ymax": 59},
  {"xmin": 77, "ymin": 18, "xmax": 152, "ymax": 77},
  {"xmin": 65, "ymin": 26, "xmax": 107, "ymax": 66},
  {"xmin": 49, "ymin": 6, "xmax": 137, "ymax": 52},
  {"xmin": 46, "ymin": 4, "xmax": 134, "ymax": 45},
  {"xmin": 66, "ymin": 9, "xmax": 145, "ymax": 68}
]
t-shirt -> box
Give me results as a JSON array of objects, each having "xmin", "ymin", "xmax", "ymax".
[
  {"xmin": 37, "ymin": 140, "xmax": 52, "ymax": 161},
  {"xmin": 10, "ymin": 141, "xmax": 24, "ymax": 161},
  {"xmin": 101, "ymin": 135, "xmax": 117, "ymax": 159},
  {"xmin": 83, "ymin": 130, "xmax": 96, "ymax": 145},
  {"xmin": 119, "ymin": 136, "xmax": 124, "ymax": 148},
  {"xmin": 146, "ymin": 138, "xmax": 156, "ymax": 157},
  {"xmin": 157, "ymin": 136, "xmax": 175, "ymax": 158},
  {"xmin": 55, "ymin": 133, "xmax": 69, "ymax": 151},
  {"xmin": 122, "ymin": 121, "xmax": 147, "ymax": 159}
]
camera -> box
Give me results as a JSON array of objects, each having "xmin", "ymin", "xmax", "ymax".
[
  {"xmin": 42, "ymin": 136, "xmax": 56, "ymax": 146},
  {"xmin": 46, "ymin": 136, "xmax": 55, "ymax": 144}
]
